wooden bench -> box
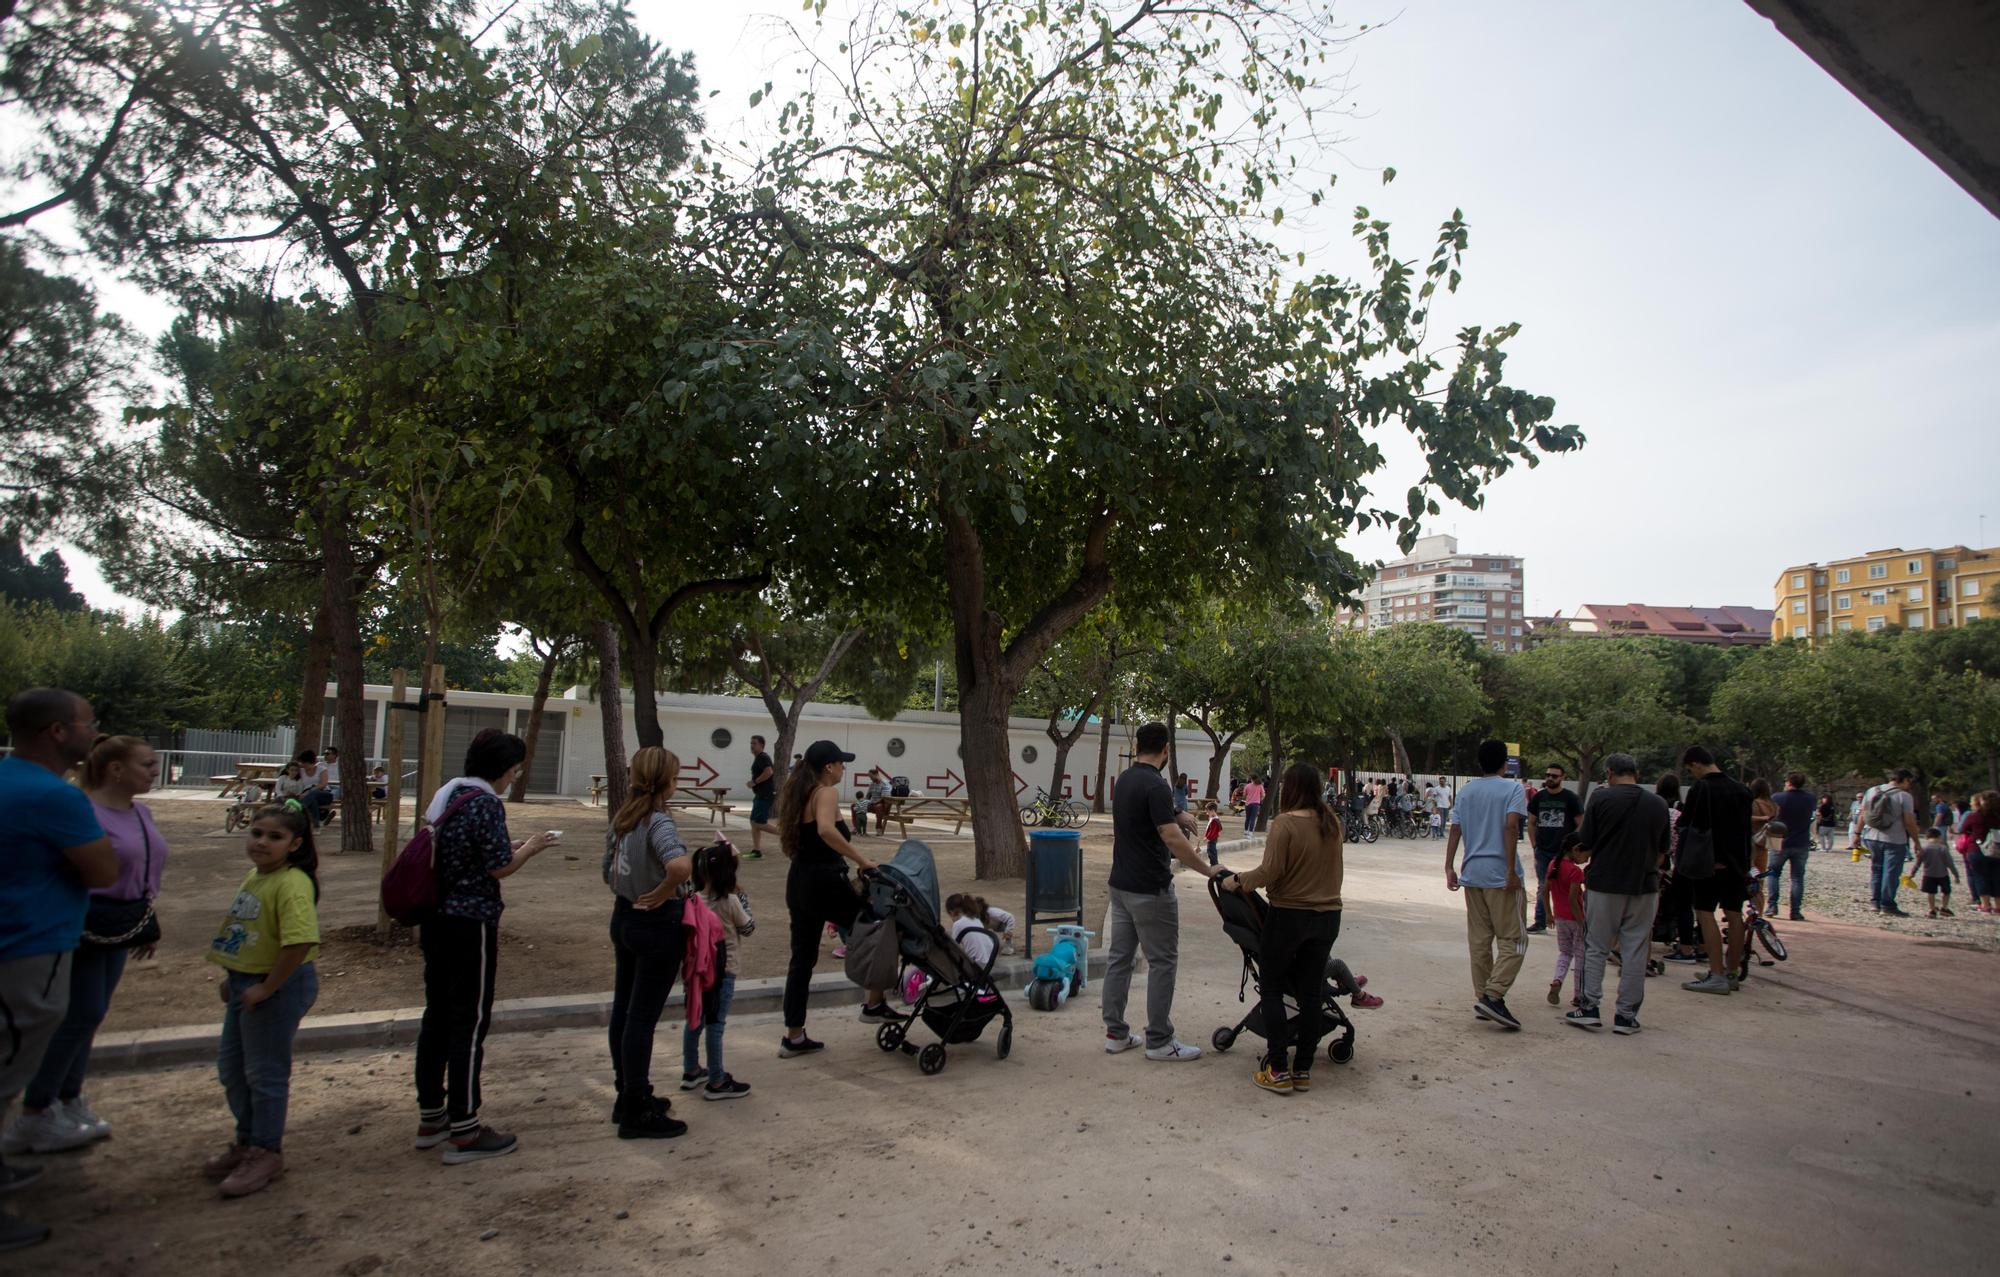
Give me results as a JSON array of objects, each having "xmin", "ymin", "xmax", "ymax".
[
  {"xmin": 666, "ymin": 786, "xmax": 734, "ymax": 826},
  {"xmin": 880, "ymin": 795, "xmax": 974, "ymax": 838}
]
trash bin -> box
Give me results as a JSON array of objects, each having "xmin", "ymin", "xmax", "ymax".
[{"xmin": 1025, "ymin": 829, "xmax": 1084, "ymax": 957}]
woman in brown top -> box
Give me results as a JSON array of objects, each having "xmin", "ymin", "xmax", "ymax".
[{"xmin": 1221, "ymin": 761, "xmax": 1344, "ymax": 1095}]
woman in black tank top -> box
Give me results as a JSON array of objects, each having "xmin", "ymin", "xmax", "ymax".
[{"xmin": 775, "ymin": 741, "xmax": 892, "ymax": 1056}]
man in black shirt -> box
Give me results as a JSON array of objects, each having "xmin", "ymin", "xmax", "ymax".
[
  {"xmin": 1527, "ymin": 764, "xmax": 1584, "ymax": 933},
  {"xmin": 1101, "ymin": 722, "xmax": 1217, "ymax": 1063},
  {"xmin": 1678, "ymin": 745, "xmax": 1753, "ymax": 995},
  {"xmin": 746, "ymin": 736, "xmax": 777, "ymax": 860},
  {"xmin": 1564, "ymin": 754, "xmax": 1670, "ymax": 1034}
]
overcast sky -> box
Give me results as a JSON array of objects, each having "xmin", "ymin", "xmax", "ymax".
[{"xmin": 55, "ymin": 1, "xmax": 2000, "ymax": 618}]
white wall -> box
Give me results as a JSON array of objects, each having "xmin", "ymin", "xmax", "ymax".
[{"xmin": 332, "ymin": 684, "xmax": 1224, "ymax": 802}]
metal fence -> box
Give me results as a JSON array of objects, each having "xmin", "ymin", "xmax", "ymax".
[{"xmin": 163, "ymin": 728, "xmax": 298, "ymax": 790}]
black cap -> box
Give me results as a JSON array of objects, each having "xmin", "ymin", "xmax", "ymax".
[{"xmin": 803, "ymin": 740, "xmax": 855, "ymax": 770}]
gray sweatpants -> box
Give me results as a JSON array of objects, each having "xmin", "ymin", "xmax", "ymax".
[
  {"xmin": 1581, "ymin": 891, "xmax": 1658, "ymax": 1019},
  {"xmin": 1100, "ymin": 886, "xmax": 1180, "ymax": 1049},
  {"xmin": 0, "ymin": 950, "xmax": 74, "ymax": 1151}
]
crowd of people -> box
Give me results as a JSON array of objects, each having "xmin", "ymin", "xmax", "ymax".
[{"xmin": 4, "ymin": 681, "xmax": 1998, "ymax": 1251}]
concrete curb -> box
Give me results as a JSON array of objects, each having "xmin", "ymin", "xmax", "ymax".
[{"xmin": 91, "ymin": 949, "xmax": 1111, "ymax": 1075}]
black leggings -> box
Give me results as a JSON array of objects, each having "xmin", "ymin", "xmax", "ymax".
[
  {"xmin": 608, "ymin": 897, "xmax": 683, "ymax": 1103},
  {"xmin": 416, "ymin": 914, "xmax": 499, "ymax": 1135},
  {"xmin": 784, "ymin": 861, "xmax": 864, "ymax": 1028},
  {"xmin": 1662, "ymin": 875, "xmax": 1698, "ymax": 948},
  {"xmin": 1259, "ymin": 906, "xmax": 1342, "ymax": 1073}
]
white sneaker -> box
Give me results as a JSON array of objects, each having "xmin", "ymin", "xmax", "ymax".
[
  {"xmin": 60, "ymin": 1097, "xmax": 110, "ymax": 1142},
  {"xmin": 0, "ymin": 1107, "xmax": 95, "ymax": 1155},
  {"xmin": 1144, "ymin": 1039, "xmax": 1203, "ymax": 1062},
  {"xmin": 1104, "ymin": 1033, "xmax": 1142, "ymax": 1054}
]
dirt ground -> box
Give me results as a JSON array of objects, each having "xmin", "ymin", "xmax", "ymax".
[
  {"xmin": 109, "ymin": 795, "xmax": 1131, "ymax": 1033},
  {"xmin": 24, "ymin": 833, "xmax": 2000, "ymax": 1276}
]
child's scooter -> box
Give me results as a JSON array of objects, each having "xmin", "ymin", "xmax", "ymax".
[{"xmin": 1026, "ymin": 925, "xmax": 1095, "ymax": 1011}]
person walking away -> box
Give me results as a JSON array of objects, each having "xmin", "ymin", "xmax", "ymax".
[
  {"xmin": 1565, "ymin": 756, "xmax": 1670, "ymax": 1033},
  {"xmin": 777, "ymin": 741, "xmax": 891, "ymax": 1060},
  {"xmin": 1102, "ymin": 722, "xmax": 1219, "ymax": 1062},
  {"xmin": 0, "ymin": 690, "xmax": 117, "ymax": 1253},
  {"xmin": 1957, "ymin": 792, "xmax": 2000, "ymax": 912},
  {"xmin": 1219, "ymin": 762, "xmax": 1344, "ymax": 1095},
  {"xmin": 1852, "ymin": 769, "xmax": 1924, "ymax": 917},
  {"xmin": 1545, "ymin": 834, "xmax": 1588, "ymax": 1008},
  {"xmin": 1914, "ymin": 828, "xmax": 1960, "ymax": 918},
  {"xmin": 1526, "ymin": 764, "xmax": 1583, "ymax": 933},
  {"xmin": 1445, "ymin": 739, "xmax": 1531, "ymax": 1030},
  {"xmin": 200, "ymin": 806, "xmax": 321, "ymax": 1197},
  {"xmin": 1655, "ymin": 774, "xmax": 1700, "ymax": 963},
  {"xmin": 603, "ymin": 746, "xmax": 693, "ymax": 1139},
  {"xmin": 681, "ymin": 844, "xmax": 754, "ymax": 1101},
  {"xmin": 1203, "ymin": 811, "xmax": 1224, "ymax": 866},
  {"xmin": 1241, "ymin": 775, "xmax": 1266, "ymax": 835},
  {"xmin": 745, "ymin": 735, "xmax": 777, "ymax": 860},
  {"xmin": 1815, "ymin": 795, "xmax": 1837, "ymax": 852},
  {"xmin": 413, "ymin": 730, "xmax": 560, "ymax": 1164},
  {"xmin": 1766, "ymin": 774, "xmax": 1817, "ymax": 921},
  {"xmin": 10, "ymin": 736, "xmax": 168, "ymax": 1155},
  {"xmin": 1679, "ymin": 747, "xmax": 1754, "ymax": 995}
]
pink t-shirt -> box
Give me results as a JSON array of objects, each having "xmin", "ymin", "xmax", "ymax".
[
  {"xmin": 1549, "ymin": 858, "xmax": 1586, "ymax": 922},
  {"xmin": 1243, "ymin": 782, "xmax": 1265, "ymax": 805},
  {"xmin": 90, "ymin": 800, "xmax": 168, "ymax": 902}
]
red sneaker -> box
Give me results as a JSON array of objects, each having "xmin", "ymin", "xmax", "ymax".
[{"xmin": 1351, "ymin": 991, "xmax": 1384, "ymax": 1009}]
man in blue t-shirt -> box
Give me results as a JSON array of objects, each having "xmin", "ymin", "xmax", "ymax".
[
  {"xmin": 1445, "ymin": 738, "xmax": 1531, "ymax": 1031},
  {"xmin": 1765, "ymin": 773, "xmax": 1817, "ymax": 921},
  {"xmin": 0, "ymin": 689, "xmax": 118, "ymax": 1250}
]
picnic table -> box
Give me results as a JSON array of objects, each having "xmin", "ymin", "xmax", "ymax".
[
  {"xmin": 214, "ymin": 762, "xmax": 283, "ymax": 799},
  {"xmin": 1190, "ymin": 797, "xmax": 1221, "ymax": 816},
  {"xmin": 666, "ymin": 785, "xmax": 734, "ymax": 826},
  {"xmin": 879, "ymin": 794, "xmax": 974, "ymax": 838}
]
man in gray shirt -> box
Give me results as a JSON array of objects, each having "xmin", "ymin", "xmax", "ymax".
[
  {"xmin": 1564, "ymin": 754, "xmax": 1669, "ymax": 1035},
  {"xmin": 1852, "ymin": 768, "xmax": 1924, "ymax": 917}
]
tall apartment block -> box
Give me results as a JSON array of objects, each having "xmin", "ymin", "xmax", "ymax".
[
  {"xmin": 1771, "ymin": 544, "xmax": 2000, "ymax": 642},
  {"xmin": 1339, "ymin": 534, "xmax": 1527, "ymax": 652}
]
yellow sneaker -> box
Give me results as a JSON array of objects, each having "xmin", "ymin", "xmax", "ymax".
[{"xmin": 1253, "ymin": 1064, "xmax": 1293, "ymax": 1095}]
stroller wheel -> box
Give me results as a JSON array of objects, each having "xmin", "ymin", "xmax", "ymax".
[
  {"xmin": 1327, "ymin": 1035, "xmax": 1355, "ymax": 1065},
  {"xmin": 918, "ymin": 1043, "xmax": 948, "ymax": 1076},
  {"xmin": 1210, "ymin": 1026, "xmax": 1237, "ymax": 1053},
  {"xmin": 996, "ymin": 1023, "xmax": 1013, "ymax": 1060},
  {"xmin": 876, "ymin": 1022, "xmax": 907, "ymax": 1053}
]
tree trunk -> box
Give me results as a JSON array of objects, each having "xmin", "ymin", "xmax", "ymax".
[
  {"xmin": 1166, "ymin": 704, "xmax": 1179, "ymax": 788},
  {"xmin": 627, "ymin": 627, "xmax": 663, "ymax": 751},
  {"xmin": 958, "ymin": 678, "xmax": 1023, "ymax": 875},
  {"xmin": 509, "ymin": 641, "xmax": 562, "ymax": 803},
  {"xmin": 1261, "ymin": 685, "xmax": 1283, "ymax": 834},
  {"xmin": 1093, "ymin": 702, "xmax": 1115, "ymax": 814},
  {"xmin": 295, "ymin": 591, "xmax": 332, "ymax": 754},
  {"xmin": 320, "ymin": 515, "xmax": 373, "ymax": 855},
  {"xmin": 1386, "ymin": 728, "xmax": 1411, "ymax": 778},
  {"xmin": 595, "ymin": 621, "xmax": 629, "ymax": 813},
  {"xmin": 1577, "ymin": 750, "xmax": 1598, "ymax": 803},
  {"xmin": 739, "ymin": 626, "xmax": 863, "ymax": 797},
  {"xmin": 1045, "ymin": 689, "xmax": 1100, "ymax": 799}
]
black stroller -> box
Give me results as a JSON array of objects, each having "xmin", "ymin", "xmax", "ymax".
[
  {"xmin": 862, "ymin": 840, "xmax": 1014, "ymax": 1075},
  {"xmin": 1207, "ymin": 877, "xmax": 1357, "ymax": 1066}
]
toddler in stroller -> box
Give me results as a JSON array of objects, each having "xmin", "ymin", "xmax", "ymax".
[
  {"xmin": 1207, "ymin": 877, "xmax": 1357, "ymax": 1083},
  {"xmin": 860, "ymin": 841, "xmax": 1014, "ymax": 1075}
]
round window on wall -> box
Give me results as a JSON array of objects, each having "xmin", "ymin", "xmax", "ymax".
[
  {"xmin": 886, "ymin": 737, "xmax": 906, "ymax": 758},
  {"xmin": 1021, "ymin": 744, "xmax": 1038, "ymax": 764},
  {"xmin": 710, "ymin": 728, "xmax": 733, "ymax": 751}
]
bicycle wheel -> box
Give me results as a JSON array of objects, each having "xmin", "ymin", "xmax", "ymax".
[
  {"xmin": 1756, "ymin": 921, "xmax": 1788, "ymax": 962},
  {"xmin": 1067, "ymin": 803, "xmax": 1090, "ymax": 830},
  {"xmin": 1018, "ymin": 804, "xmax": 1041, "ymax": 828}
]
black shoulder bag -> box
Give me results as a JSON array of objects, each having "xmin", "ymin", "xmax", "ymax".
[{"xmin": 81, "ymin": 815, "xmax": 162, "ymax": 949}]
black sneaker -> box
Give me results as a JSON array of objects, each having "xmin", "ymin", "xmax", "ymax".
[
  {"xmin": 617, "ymin": 1109, "xmax": 688, "ymax": 1141},
  {"xmin": 610, "ymin": 1092, "xmax": 670, "ymax": 1124},
  {"xmin": 1883, "ymin": 906, "xmax": 1909, "ymax": 917},
  {"xmin": 678, "ymin": 1071, "xmax": 706, "ymax": 1092},
  {"xmin": 441, "ymin": 1126, "xmax": 518, "ymax": 1165},
  {"xmin": 1473, "ymin": 996, "xmax": 1522, "ymax": 1031},
  {"xmin": 1524, "ymin": 923, "xmax": 1548, "ymax": 935},
  {"xmin": 1788, "ymin": 910, "xmax": 1805, "ymax": 922},
  {"xmin": 0, "ymin": 1164, "xmax": 45, "ymax": 1196},
  {"xmin": 1612, "ymin": 1014, "xmax": 1642, "ymax": 1035},
  {"xmin": 857, "ymin": 1002, "xmax": 899, "ymax": 1024},
  {"xmin": 1564, "ymin": 1006, "xmax": 1601, "ymax": 1031},
  {"xmin": 778, "ymin": 1035, "xmax": 824, "ymax": 1059},
  {"xmin": 702, "ymin": 1074, "xmax": 752, "ymax": 1101}
]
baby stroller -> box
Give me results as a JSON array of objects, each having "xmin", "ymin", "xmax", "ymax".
[
  {"xmin": 1207, "ymin": 877, "xmax": 1357, "ymax": 1067},
  {"xmin": 861, "ymin": 840, "xmax": 1014, "ymax": 1075}
]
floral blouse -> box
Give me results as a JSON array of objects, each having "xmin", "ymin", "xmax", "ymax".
[{"xmin": 434, "ymin": 786, "xmax": 515, "ymax": 922}]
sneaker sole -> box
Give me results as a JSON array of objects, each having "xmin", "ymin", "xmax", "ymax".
[
  {"xmin": 1253, "ymin": 1081, "xmax": 1293, "ymax": 1095},
  {"xmin": 1612, "ymin": 1023, "xmax": 1642, "ymax": 1035},
  {"xmin": 679, "ymin": 1077, "xmax": 707, "ymax": 1091},
  {"xmin": 777, "ymin": 1045, "xmax": 823, "ymax": 1059},
  {"xmin": 1472, "ymin": 1004, "xmax": 1522, "ymax": 1031},
  {"xmin": 441, "ymin": 1143, "xmax": 518, "ymax": 1165},
  {"xmin": 1145, "ymin": 1052, "xmax": 1202, "ymax": 1062},
  {"xmin": 702, "ymin": 1089, "xmax": 750, "ymax": 1101},
  {"xmin": 1565, "ymin": 1017, "xmax": 1602, "ymax": 1031},
  {"xmin": 1104, "ymin": 1040, "xmax": 1141, "ymax": 1054},
  {"xmin": 3, "ymin": 1134, "xmax": 95, "ymax": 1156},
  {"xmin": 1681, "ymin": 984, "xmax": 1731, "ymax": 995},
  {"xmin": 412, "ymin": 1133, "xmax": 450, "ymax": 1150}
]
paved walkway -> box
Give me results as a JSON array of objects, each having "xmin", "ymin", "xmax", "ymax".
[{"xmin": 23, "ymin": 839, "xmax": 2000, "ymax": 1276}]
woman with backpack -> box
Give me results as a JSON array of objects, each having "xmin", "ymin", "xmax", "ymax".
[
  {"xmin": 411, "ymin": 730, "xmax": 559, "ymax": 1166},
  {"xmin": 603, "ymin": 746, "xmax": 693, "ymax": 1140}
]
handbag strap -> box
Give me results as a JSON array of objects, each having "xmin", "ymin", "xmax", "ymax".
[{"xmin": 137, "ymin": 807, "xmax": 154, "ymax": 902}]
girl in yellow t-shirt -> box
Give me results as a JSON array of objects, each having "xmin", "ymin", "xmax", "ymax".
[{"xmin": 201, "ymin": 806, "xmax": 321, "ymax": 1198}]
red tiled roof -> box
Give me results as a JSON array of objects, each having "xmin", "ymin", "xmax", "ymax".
[{"xmin": 1570, "ymin": 604, "xmax": 1773, "ymax": 645}]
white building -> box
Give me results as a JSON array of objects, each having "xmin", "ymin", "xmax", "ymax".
[
  {"xmin": 313, "ymin": 684, "xmax": 1224, "ymax": 804},
  {"xmin": 1336, "ymin": 533, "xmax": 1528, "ymax": 652}
]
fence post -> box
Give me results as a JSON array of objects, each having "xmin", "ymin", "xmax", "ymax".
[
  {"xmin": 415, "ymin": 663, "xmax": 447, "ymax": 824},
  {"xmin": 377, "ymin": 668, "xmax": 407, "ymax": 934}
]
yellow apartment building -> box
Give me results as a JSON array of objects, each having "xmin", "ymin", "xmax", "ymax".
[{"xmin": 1772, "ymin": 545, "xmax": 2000, "ymax": 642}]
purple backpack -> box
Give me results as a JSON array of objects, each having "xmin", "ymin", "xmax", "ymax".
[{"xmin": 381, "ymin": 787, "xmax": 484, "ymax": 926}]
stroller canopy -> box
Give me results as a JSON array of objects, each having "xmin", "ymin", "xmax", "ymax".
[{"xmin": 878, "ymin": 840, "xmax": 942, "ymax": 918}]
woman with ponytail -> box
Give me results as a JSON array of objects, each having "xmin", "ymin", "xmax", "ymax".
[{"xmin": 602, "ymin": 746, "xmax": 693, "ymax": 1139}]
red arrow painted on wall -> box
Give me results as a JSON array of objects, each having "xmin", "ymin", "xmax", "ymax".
[
  {"xmin": 924, "ymin": 768, "xmax": 965, "ymax": 797},
  {"xmin": 684, "ymin": 756, "xmax": 719, "ymax": 788},
  {"xmin": 1013, "ymin": 770, "xmax": 1028, "ymax": 797}
]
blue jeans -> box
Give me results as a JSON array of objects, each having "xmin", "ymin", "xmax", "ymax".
[
  {"xmin": 217, "ymin": 964, "xmax": 318, "ymax": 1151},
  {"xmin": 1865, "ymin": 838, "xmax": 1908, "ymax": 909},
  {"xmin": 1243, "ymin": 803, "xmax": 1261, "ymax": 834},
  {"xmin": 1531, "ymin": 845, "xmax": 1560, "ymax": 928},
  {"xmin": 1762, "ymin": 847, "xmax": 1810, "ymax": 914},
  {"xmin": 681, "ymin": 973, "xmax": 736, "ymax": 1084},
  {"xmin": 24, "ymin": 945, "xmax": 128, "ymax": 1109}
]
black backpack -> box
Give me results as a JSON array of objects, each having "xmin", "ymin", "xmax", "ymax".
[{"xmin": 890, "ymin": 776, "xmax": 910, "ymax": 797}]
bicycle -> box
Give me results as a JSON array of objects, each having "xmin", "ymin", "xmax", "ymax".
[
  {"xmin": 1018, "ymin": 787, "xmax": 1088, "ymax": 830},
  {"xmin": 1737, "ymin": 896, "xmax": 1789, "ymax": 981}
]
